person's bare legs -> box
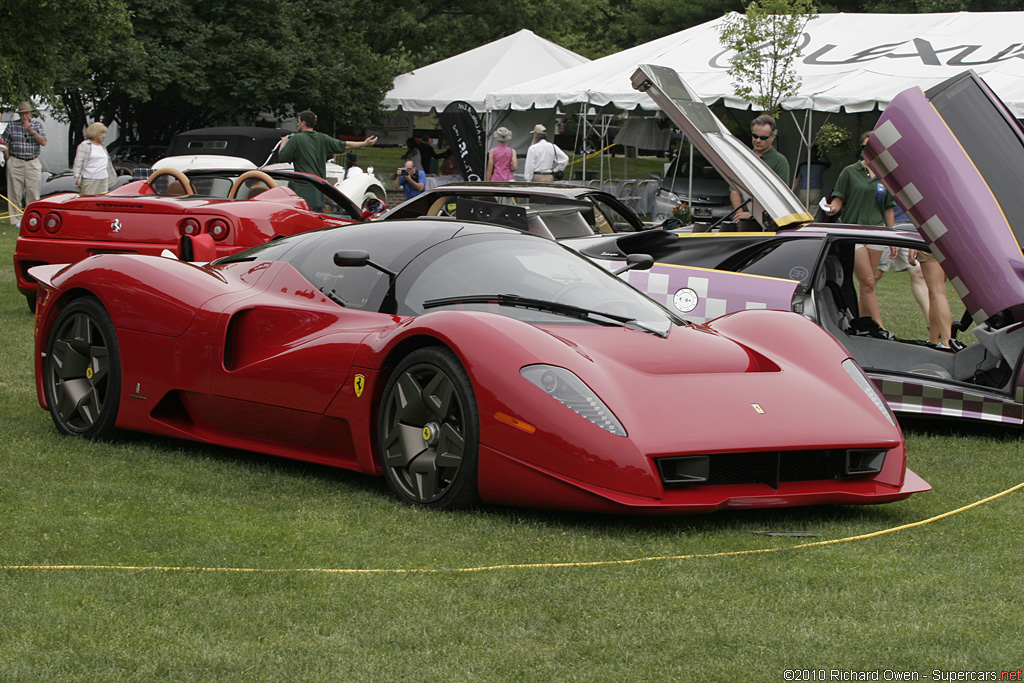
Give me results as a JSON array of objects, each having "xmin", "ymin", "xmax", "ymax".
[
  {"xmin": 855, "ymin": 246, "xmax": 885, "ymax": 326},
  {"xmin": 907, "ymin": 264, "xmax": 930, "ymax": 328},
  {"xmin": 921, "ymin": 260, "xmax": 953, "ymax": 346}
]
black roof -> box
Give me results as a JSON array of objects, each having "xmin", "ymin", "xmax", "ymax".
[{"xmin": 166, "ymin": 126, "xmax": 289, "ymax": 165}]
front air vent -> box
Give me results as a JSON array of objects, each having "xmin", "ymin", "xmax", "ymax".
[{"xmin": 657, "ymin": 449, "xmax": 887, "ymax": 489}]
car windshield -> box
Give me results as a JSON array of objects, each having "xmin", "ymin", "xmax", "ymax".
[
  {"xmin": 399, "ymin": 233, "xmax": 682, "ymax": 335},
  {"xmin": 385, "ymin": 190, "xmax": 641, "ymax": 234}
]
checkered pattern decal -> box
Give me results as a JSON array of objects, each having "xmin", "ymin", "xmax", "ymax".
[
  {"xmin": 622, "ymin": 264, "xmax": 797, "ymax": 324},
  {"xmin": 869, "ymin": 89, "xmax": 1024, "ymax": 326},
  {"xmin": 874, "ymin": 375, "xmax": 1024, "ymax": 425}
]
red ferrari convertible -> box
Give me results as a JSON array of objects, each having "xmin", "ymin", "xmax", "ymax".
[
  {"xmin": 14, "ymin": 167, "xmax": 379, "ymax": 311},
  {"xmin": 30, "ymin": 219, "xmax": 928, "ymax": 513}
]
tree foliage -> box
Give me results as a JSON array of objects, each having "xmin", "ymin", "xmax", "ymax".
[
  {"xmin": 718, "ymin": 0, "xmax": 818, "ymax": 115},
  {"xmin": 15, "ymin": 0, "xmax": 998, "ymax": 156},
  {"xmin": 1, "ymin": 0, "xmax": 396, "ymax": 152},
  {"xmin": 619, "ymin": 0, "xmax": 745, "ymax": 46},
  {"xmin": 0, "ymin": 0, "xmax": 136, "ymax": 108},
  {"xmin": 103, "ymin": 0, "xmax": 395, "ymax": 143}
]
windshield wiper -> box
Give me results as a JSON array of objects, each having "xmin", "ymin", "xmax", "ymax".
[{"xmin": 422, "ymin": 294, "xmax": 667, "ymax": 337}]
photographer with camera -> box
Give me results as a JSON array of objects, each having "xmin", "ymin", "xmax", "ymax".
[{"xmin": 394, "ymin": 159, "xmax": 426, "ymax": 200}]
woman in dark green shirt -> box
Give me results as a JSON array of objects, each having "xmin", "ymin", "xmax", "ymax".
[{"xmin": 826, "ymin": 131, "xmax": 895, "ymax": 328}]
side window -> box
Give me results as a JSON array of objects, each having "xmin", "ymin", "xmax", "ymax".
[
  {"xmin": 387, "ymin": 194, "xmax": 446, "ymax": 219},
  {"xmin": 590, "ymin": 198, "xmax": 637, "ymax": 233},
  {"xmin": 728, "ymin": 238, "xmax": 825, "ymax": 285}
]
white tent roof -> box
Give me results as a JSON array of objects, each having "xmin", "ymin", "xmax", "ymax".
[
  {"xmin": 486, "ymin": 12, "xmax": 1024, "ymax": 116},
  {"xmin": 382, "ymin": 29, "xmax": 590, "ymax": 113}
]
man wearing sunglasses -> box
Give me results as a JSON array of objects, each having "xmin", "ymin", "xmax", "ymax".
[{"xmin": 729, "ymin": 114, "xmax": 790, "ymax": 222}]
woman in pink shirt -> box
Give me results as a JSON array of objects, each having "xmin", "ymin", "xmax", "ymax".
[{"xmin": 486, "ymin": 127, "xmax": 517, "ymax": 181}]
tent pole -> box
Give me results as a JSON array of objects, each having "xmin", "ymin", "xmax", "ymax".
[
  {"xmin": 807, "ymin": 110, "xmax": 812, "ymax": 209},
  {"xmin": 688, "ymin": 139, "xmax": 694, "ymax": 217},
  {"xmin": 580, "ymin": 102, "xmax": 587, "ymax": 181},
  {"xmin": 789, "ymin": 108, "xmax": 812, "ymax": 209}
]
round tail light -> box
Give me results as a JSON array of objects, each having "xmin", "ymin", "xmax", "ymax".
[
  {"xmin": 23, "ymin": 211, "xmax": 43, "ymax": 232},
  {"xmin": 180, "ymin": 218, "xmax": 201, "ymax": 236},
  {"xmin": 44, "ymin": 212, "xmax": 62, "ymax": 233},
  {"xmin": 207, "ymin": 218, "xmax": 230, "ymax": 241}
]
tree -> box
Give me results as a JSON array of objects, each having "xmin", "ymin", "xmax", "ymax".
[
  {"xmin": 0, "ymin": 0, "xmax": 136, "ymax": 109},
  {"xmin": 718, "ymin": 0, "xmax": 818, "ymax": 116},
  {"xmin": 618, "ymin": 0, "xmax": 744, "ymax": 48},
  {"xmin": 93, "ymin": 0, "xmax": 396, "ymax": 145},
  {"xmin": 364, "ymin": 0, "xmax": 627, "ymax": 68},
  {"xmin": 5, "ymin": 0, "xmax": 398, "ymax": 155}
]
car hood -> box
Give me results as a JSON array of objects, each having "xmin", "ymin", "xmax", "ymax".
[
  {"xmin": 866, "ymin": 70, "xmax": 1024, "ymax": 327},
  {"xmin": 631, "ymin": 64, "xmax": 812, "ymax": 228},
  {"xmin": 536, "ymin": 314, "xmax": 902, "ymax": 455}
]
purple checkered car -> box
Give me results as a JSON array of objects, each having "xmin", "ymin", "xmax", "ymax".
[{"xmin": 552, "ymin": 66, "xmax": 1024, "ymax": 428}]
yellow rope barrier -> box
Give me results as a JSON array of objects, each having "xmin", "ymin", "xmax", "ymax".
[
  {"xmin": 567, "ymin": 144, "xmax": 617, "ymax": 166},
  {"xmin": 3, "ymin": 482, "xmax": 1021, "ymax": 576},
  {"xmin": 0, "ymin": 192, "xmax": 24, "ymax": 218}
]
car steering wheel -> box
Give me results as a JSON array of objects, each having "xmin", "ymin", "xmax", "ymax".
[
  {"xmin": 145, "ymin": 168, "xmax": 196, "ymax": 196},
  {"xmin": 228, "ymin": 170, "xmax": 279, "ymax": 199}
]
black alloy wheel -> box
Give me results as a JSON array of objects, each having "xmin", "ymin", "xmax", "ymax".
[
  {"xmin": 378, "ymin": 347, "xmax": 480, "ymax": 509},
  {"xmin": 44, "ymin": 297, "xmax": 122, "ymax": 438}
]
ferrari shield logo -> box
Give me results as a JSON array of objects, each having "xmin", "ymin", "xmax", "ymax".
[
  {"xmin": 354, "ymin": 374, "xmax": 365, "ymax": 398},
  {"xmin": 751, "ymin": 403, "xmax": 765, "ymax": 414}
]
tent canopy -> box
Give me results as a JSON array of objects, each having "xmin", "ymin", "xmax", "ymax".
[
  {"xmin": 383, "ymin": 29, "xmax": 590, "ymax": 113},
  {"xmin": 486, "ymin": 12, "xmax": 1024, "ymax": 116}
]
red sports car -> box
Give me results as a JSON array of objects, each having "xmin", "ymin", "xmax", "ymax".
[
  {"xmin": 14, "ymin": 167, "xmax": 379, "ymax": 311},
  {"xmin": 30, "ymin": 219, "xmax": 928, "ymax": 513}
]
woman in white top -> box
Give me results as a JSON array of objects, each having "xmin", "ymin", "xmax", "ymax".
[{"xmin": 73, "ymin": 122, "xmax": 116, "ymax": 195}]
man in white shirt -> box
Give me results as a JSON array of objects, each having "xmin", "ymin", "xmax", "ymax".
[{"xmin": 523, "ymin": 124, "xmax": 568, "ymax": 182}]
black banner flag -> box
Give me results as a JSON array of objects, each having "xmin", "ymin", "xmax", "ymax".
[{"xmin": 439, "ymin": 101, "xmax": 485, "ymax": 182}]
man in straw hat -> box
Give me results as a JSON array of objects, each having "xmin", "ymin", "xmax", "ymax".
[{"xmin": 1, "ymin": 101, "xmax": 47, "ymax": 227}]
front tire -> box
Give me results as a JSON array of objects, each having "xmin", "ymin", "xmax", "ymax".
[
  {"xmin": 43, "ymin": 297, "xmax": 122, "ymax": 439},
  {"xmin": 378, "ymin": 347, "xmax": 480, "ymax": 509}
]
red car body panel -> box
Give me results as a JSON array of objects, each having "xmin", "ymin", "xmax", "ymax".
[{"xmin": 30, "ymin": 223, "xmax": 928, "ymax": 513}]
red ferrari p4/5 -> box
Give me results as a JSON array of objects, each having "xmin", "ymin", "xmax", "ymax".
[{"xmin": 30, "ymin": 219, "xmax": 928, "ymax": 513}]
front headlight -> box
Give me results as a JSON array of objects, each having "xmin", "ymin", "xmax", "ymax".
[
  {"xmin": 521, "ymin": 365, "xmax": 626, "ymax": 437},
  {"xmin": 842, "ymin": 359, "xmax": 896, "ymax": 426},
  {"xmin": 657, "ymin": 189, "xmax": 680, "ymax": 204}
]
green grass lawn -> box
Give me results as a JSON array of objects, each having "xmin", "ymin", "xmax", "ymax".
[{"xmin": 1, "ymin": 225, "xmax": 1021, "ymax": 681}]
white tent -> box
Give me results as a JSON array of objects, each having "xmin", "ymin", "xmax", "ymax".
[
  {"xmin": 383, "ymin": 29, "xmax": 590, "ymax": 113},
  {"xmin": 486, "ymin": 12, "xmax": 1024, "ymax": 116}
]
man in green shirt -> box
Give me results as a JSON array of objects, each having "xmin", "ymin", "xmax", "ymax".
[
  {"xmin": 278, "ymin": 110, "xmax": 377, "ymax": 210},
  {"xmin": 730, "ymin": 113, "xmax": 791, "ymax": 221},
  {"xmin": 279, "ymin": 110, "xmax": 378, "ymax": 179}
]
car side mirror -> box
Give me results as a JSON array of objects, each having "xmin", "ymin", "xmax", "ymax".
[
  {"xmin": 360, "ymin": 197, "xmax": 385, "ymax": 219},
  {"xmin": 650, "ymin": 172, "xmax": 663, "ymax": 181},
  {"xmin": 334, "ymin": 250, "xmax": 398, "ymax": 280},
  {"xmin": 334, "ymin": 250, "xmax": 370, "ymax": 268},
  {"xmin": 613, "ymin": 253, "xmax": 654, "ymax": 275}
]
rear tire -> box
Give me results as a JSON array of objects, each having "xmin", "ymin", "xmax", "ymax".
[
  {"xmin": 377, "ymin": 347, "xmax": 480, "ymax": 509},
  {"xmin": 43, "ymin": 297, "xmax": 122, "ymax": 439}
]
